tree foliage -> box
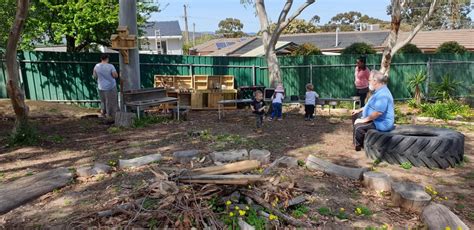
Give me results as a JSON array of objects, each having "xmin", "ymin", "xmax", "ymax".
[
  {"xmin": 216, "ymin": 18, "xmax": 245, "ymax": 38},
  {"xmin": 0, "ymin": 0, "xmax": 160, "ymax": 52},
  {"xmin": 398, "ymin": 43, "xmax": 422, "ymax": 54},
  {"xmin": 291, "ymin": 43, "xmax": 321, "ymax": 56},
  {"xmin": 436, "ymin": 41, "xmax": 467, "ymax": 54},
  {"xmin": 387, "ymin": 0, "xmax": 473, "ymax": 30},
  {"xmin": 341, "ymin": 42, "xmax": 376, "ymax": 55}
]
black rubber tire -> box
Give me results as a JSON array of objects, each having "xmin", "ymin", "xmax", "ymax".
[{"xmin": 364, "ymin": 125, "xmax": 464, "ymax": 169}]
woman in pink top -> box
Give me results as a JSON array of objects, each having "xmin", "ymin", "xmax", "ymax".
[{"xmin": 354, "ymin": 57, "xmax": 370, "ymax": 107}]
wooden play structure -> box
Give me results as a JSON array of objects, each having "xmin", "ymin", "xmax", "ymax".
[{"xmin": 154, "ymin": 75, "xmax": 237, "ymax": 110}]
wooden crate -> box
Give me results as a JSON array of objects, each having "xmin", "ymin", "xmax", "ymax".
[
  {"xmin": 208, "ymin": 92, "xmax": 223, "ymax": 109},
  {"xmin": 208, "ymin": 76, "xmax": 222, "ymax": 90},
  {"xmin": 221, "ymin": 75, "xmax": 235, "ymax": 90},
  {"xmin": 175, "ymin": 76, "xmax": 193, "ymax": 90},
  {"xmin": 194, "ymin": 75, "xmax": 208, "ymax": 91},
  {"xmin": 191, "ymin": 92, "xmax": 204, "ymax": 109},
  {"xmin": 154, "ymin": 75, "xmax": 175, "ymax": 88}
]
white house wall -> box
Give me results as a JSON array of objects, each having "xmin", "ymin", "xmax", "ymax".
[{"xmin": 139, "ymin": 37, "xmax": 183, "ymax": 55}]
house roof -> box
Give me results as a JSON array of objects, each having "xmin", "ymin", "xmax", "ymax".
[
  {"xmin": 241, "ymin": 41, "xmax": 298, "ymax": 57},
  {"xmin": 229, "ymin": 30, "xmax": 390, "ymax": 55},
  {"xmin": 393, "ymin": 29, "xmax": 474, "ymax": 51},
  {"xmin": 191, "ymin": 37, "xmax": 257, "ymax": 56},
  {"xmin": 143, "ymin": 21, "xmax": 182, "ymax": 37}
]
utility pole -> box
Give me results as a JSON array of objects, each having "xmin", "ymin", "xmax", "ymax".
[
  {"xmin": 183, "ymin": 4, "xmax": 189, "ymax": 44},
  {"xmin": 193, "ymin": 23, "xmax": 196, "ymax": 47},
  {"xmin": 119, "ymin": 0, "xmax": 140, "ymax": 91}
]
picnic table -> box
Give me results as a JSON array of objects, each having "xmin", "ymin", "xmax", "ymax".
[{"xmin": 217, "ymin": 97, "xmax": 361, "ymax": 120}]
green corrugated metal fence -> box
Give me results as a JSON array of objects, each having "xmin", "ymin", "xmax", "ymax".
[{"xmin": 0, "ymin": 52, "xmax": 473, "ymax": 106}]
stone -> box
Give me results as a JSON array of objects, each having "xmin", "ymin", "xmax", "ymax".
[
  {"xmin": 274, "ymin": 156, "xmax": 298, "ymax": 168},
  {"xmin": 249, "ymin": 149, "xmax": 271, "ymax": 164},
  {"xmin": 93, "ymin": 163, "xmax": 112, "ymax": 174},
  {"xmin": 421, "ymin": 203, "xmax": 469, "ymax": 230},
  {"xmin": 173, "ymin": 150, "xmax": 199, "ymax": 163},
  {"xmin": 210, "ymin": 149, "xmax": 248, "ymax": 162},
  {"xmin": 119, "ymin": 153, "xmax": 162, "ymax": 169},
  {"xmin": 76, "ymin": 166, "xmax": 96, "ymax": 178},
  {"xmin": 238, "ymin": 218, "xmax": 255, "ymax": 230}
]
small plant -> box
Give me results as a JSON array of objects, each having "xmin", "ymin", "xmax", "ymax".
[
  {"xmin": 317, "ymin": 207, "xmax": 332, "ymax": 216},
  {"xmin": 292, "ymin": 204, "xmax": 310, "ymax": 218},
  {"xmin": 400, "ymin": 162, "xmax": 413, "ymax": 170},
  {"xmin": 335, "ymin": 208, "xmax": 349, "ymax": 219},
  {"xmin": 107, "ymin": 159, "xmax": 118, "ymax": 167},
  {"xmin": 430, "ymin": 75, "xmax": 462, "ymax": 101},
  {"xmin": 47, "ymin": 134, "xmax": 64, "ymax": 143},
  {"xmin": 354, "ymin": 205, "xmax": 372, "ymax": 216},
  {"xmin": 297, "ymin": 159, "xmax": 306, "ymax": 167},
  {"xmin": 407, "ymin": 70, "xmax": 426, "ymax": 106},
  {"xmin": 245, "ymin": 208, "xmax": 266, "ymax": 229},
  {"xmin": 107, "ymin": 126, "xmax": 122, "ymax": 134},
  {"xmin": 8, "ymin": 124, "xmax": 39, "ymax": 147},
  {"xmin": 148, "ymin": 218, "xmax": 159, "ymax": 228},
  {"xmin": 132, "ymin": 115, "xmax": 170, "ymax": 128},
  {"xmin": 420, "ymin": 100, "xmax": 471, "ymax": 120},
  {"xmin": 142, "ymin": 198, "xmax": 159, "ymax": 210},
  {"xmin": 25, "ymin": 172, "xmax": 34, "ymax": 176}
]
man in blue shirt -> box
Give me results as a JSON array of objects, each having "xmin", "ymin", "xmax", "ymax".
[
  {"xmin": 351, "ymin": 70, "xmax": 395, "ymax": 151},
  {"xmin": 93, "ymin": 54, "xmax": 119, "ymax": 119}
]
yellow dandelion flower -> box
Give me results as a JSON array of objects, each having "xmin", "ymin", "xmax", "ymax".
[
  {"xmin": 269, "ymin": 214, "xmax": 278, "ymax": 221},
  {"xmin": 445, "ymin": 227, "xmax": 451, "ymax": 230},
  {"xmin": 234, "ymin": 206, "xmax": 240, "ymax": 210},
  {"xmin": 225, "ymin": 200, "xmax": 232, "ymax": 206},
  {"xmin": 340, "ymin": 208, "xmax": 345, "ymax": 212},
  {"xmin": 444, "ymin": 196, "xmax": 448, "ymax": 200},
  {"xmin": 229, "ymin": 212, "xmax": 234, "ymax": 217},
  {"xmin": 355, "ymin": 208, "xmax": 362, "ymax": 215},
  {"xmin": 457, "ymin": 227, "xmax": 463, "ymax": 230},
  {"xmin": 239, "ymin": 210, "xmax": 246, "ymax": 216}
]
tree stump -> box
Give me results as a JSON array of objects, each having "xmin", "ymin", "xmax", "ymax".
[
  {"xmin": 305, "ymin": 155, "xmax": 369, "ymax": 180},
  {"xmin": 114, "ymin": 112, "xmax": 135, "ymax": 127},
  {"xmin": 249, "ymin": 149, "xmax": 271, "ymax": 164},
  {"xmin": 210, "ymin": 149, "xmax": 248, "ymax": 162},
  {"xmin": 421, "ymin": 203, "xmax": 469, "ymax": 230},
  {"xmin": 391, "ymin": 181, "xmax": 431, "ymax": 213},
  {"xmin": 362, "ymin": 171, "xmax": 392, "ymax": 192}
]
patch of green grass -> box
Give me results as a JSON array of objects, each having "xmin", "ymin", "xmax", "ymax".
[
  {"xmin": 25, "ymin": 172, "xmax": 34, "ymax": 176},
  {"xmin": 7, "ymin": 124, "xmax": 39, "ymax": 147},
  {"xmin": 148, "ymin": 218, "xmax": 159, "ymax": 228},
  {"xmin": 107, "ymin": 126, "xmax": 122, "ymax": 134},
  {"xmin": 132, "ymin": 115, "xmax": 170, "ymax": 128},
  {"xmin": 456, "ymin": 194, "xmax": 465, "ymax": 200},
  {"xmin": 354, "ymin": 205, "xmax": 372, "ymax": 216},
  {"xmin": 335, "ymin": 208, "xmax": 349, "ymax": 219},
  {"xmin": 297, "ymin": 159, "xmax": 305, "ymax": 167},
  {"xmin": 400, "ymin": 162, "xmax": 413, "ymax": 170},
  {"xmin": 64, "ymin": 199, "xmax": 72, "ymax": 206},
  {"xmin": 47, "ymin": 134, "xmax": 64, "ymax": 143},
  {"xmin": 245, "ymin": 208, "xmax": 266, "ymax": 230},
  {"xmin": 455, "ymin": 204, "xmax": 465, "ymax": 210},
  {"xmin": 142, "ymin": 198, "xmax": 160, "ymax": 210},
  {"xmin": 291, "ymin": 205, "xmax": 310, "ymax": 218},
  {"xmin": 107, "ymin": 159, "xmax": 118, "ymax": 167},
  {"xmin": 468, "ymin": 212, "xmax": 474, "ymax": 221},
  {"xmin": 317, "ymin": 207, "xmax": 332, "ymax": 216},
  {"xmin": 420, "ymin": 100, "xmax": 472, "ymax": 121}
]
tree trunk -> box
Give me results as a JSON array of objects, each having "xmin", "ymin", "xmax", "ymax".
[
  {"xmin": 6, "ymin": 0, "xmax": 29, "ymax": 134},
  {"xmin": 266, "ymin": 48, "xmax": 282, "ymax": 87},
  {"xmin": 66, "ymin": 35, "xmax": 76, "ymax": 52}
]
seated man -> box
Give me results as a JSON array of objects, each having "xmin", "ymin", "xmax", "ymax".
[{"xmin": 351, "ymin": 70, "xmax": 395, "ymax": 151}]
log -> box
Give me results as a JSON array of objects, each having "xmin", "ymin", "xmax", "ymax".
[
  {"xmin": 241, "ymin": 191, "xmax": 312, "ymax": 228},
  {"xmin": 391, "ymin": 181, "xmax": 431, "ymax": 213},
  {"xmin": 189, "ymin": 160, "xmax": 261, "ymax": 175},
  {"xmin": 210, "ymin": 149, "xmax": 248, "ymax": 162},
  {"xmin": 277, "ymin": 195, "xmax": 306, "ymax": 209},
  {"xmin": 0, "ymin": 167, "xmax": 73, "ymax": 214},
  {"xmin": 305, "ymin": 155, "xmax": 369, "ymax": 180},
  {"xmin": 119, "ymin": 153, "xmax": 162, "ymax": 169},
  {"xmin": 177, "ymin": 174, "xmax": 264, "ymax": 182},
  {"xmin": 421, "ymin": 203, "xmax": 469, "ymax": 230},
  {"xmin": 180, "ymin": 179, "xmax": 250, "ymax": 185},
  {"xmin": 362, "ymin": 171, "xmax": 392, "ymax": 192}
]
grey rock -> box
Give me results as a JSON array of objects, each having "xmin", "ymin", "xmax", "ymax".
[
  {"xmin": 119, "ymin": 153, "xmax": 162, "ymax": 169},
  {"xmin": 173, "ymin": 150, "xmax": 199, "ymax": 163},
  {"xmin": 93, "ymin": 163, "xmax": 112, "ymax": 174},
  {"xmin": 76, "ymin": 166, "xmax": 96, "ymax": 178},
  {"xmin": 249, "ymin": 149, "xmax": 271, "ymax": 164},
  {"xmin": 210, "ymin": 149, "xmax": 248, "ymax": 162},
  {"xmin": 238, "ymin": 218, "xmax": 255, "ymax": 230},
  {"xmin": 274, "ymin": 156, "xmax": 298, "ymax": 168}
]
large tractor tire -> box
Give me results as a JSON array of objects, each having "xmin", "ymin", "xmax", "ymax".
[{"xmin": 364, "ymin": 125, "xmax": 464, "ymax": 169}]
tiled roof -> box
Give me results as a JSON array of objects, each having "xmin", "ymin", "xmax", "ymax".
[{"xmin": 393, "ymin": 29, "xmax": 474, "ymax": 50}]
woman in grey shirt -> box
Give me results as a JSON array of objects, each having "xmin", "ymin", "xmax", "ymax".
[{"xmin": 93, "ymin": 54, "xmax": 119, "ymax": 119}]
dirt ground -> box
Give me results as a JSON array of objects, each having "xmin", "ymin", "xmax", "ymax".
[{"xmin": 0, "ymin": 100, "xmax": 473, "ymax": 228}]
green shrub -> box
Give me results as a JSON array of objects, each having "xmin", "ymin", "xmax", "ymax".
[
  {"xmin": 407, "ymin": 70, "xmax": 426, "ymax": 105},
  {"xmin": 132, "ymin": 115, "xmax": 170, "ymax": 128},
  {"xmin": 342, "ymin": 42, "xmax": 376, "ymax": 55},
  {"xmin": 420, "ymin": 100, "xmax": 471, "ymax": 120},
  {"xmin": 436, "ymin": 41, "xmax": 467, "ymax": 54},
  {"xmin": 398, "ymin": 43, "xmax": 422, "ymax": 54},
  {"xmin": 430, "ymin": 75, "xmax": 462, "ymax": 101},
  {"xmin": 8, "ymin": 123, "xmax": 39, "ymax": 147},
  {"xmin": 291, "ymin": 43, "xmax": 322, "ymax": 56}
]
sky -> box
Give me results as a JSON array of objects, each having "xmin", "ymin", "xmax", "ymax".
[{"xmin": 151, "ymin": 0, "xmax": 396, "ymax": 33}]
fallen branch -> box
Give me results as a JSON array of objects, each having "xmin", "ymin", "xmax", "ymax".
[
  {"xmin": 241, "ymin": 191, "xmax": 312, "ymax": 228},
  {"xmin": 277, "ymin": 195, "xmax": 306, "ymax": 209},
  {"xmin": 180, "ymin": 179, "xmax": 250, "ymax": 185},
  {"xmin": 305, "ymin": 155, "xmax": 369, "ymax": 180},
  {"xmin": 189, "ymin": 160, "xmax": 261, "ymax": 175},
  {"xmin": 97, "ymin": 198, "xmax": 145, "ymax": 217},
  {"xmin": 177, "ymin": 174, "xmax": 264, "ymax": 181}
]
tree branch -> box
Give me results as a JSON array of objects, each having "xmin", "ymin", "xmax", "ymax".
[
  {"xmin": 270, "ymin": 0, "xmax": 315, "ymax": 47},
  {"xmin": 391, "ymin": 0, "xmax": 438, "ymax": 55}
]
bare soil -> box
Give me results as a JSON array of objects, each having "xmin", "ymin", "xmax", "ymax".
[{"xmin": 0, "ymin": 100, "xmax": 473, "ymax": 228}]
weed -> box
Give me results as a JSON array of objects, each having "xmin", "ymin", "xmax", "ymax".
[
  {"xmin": 25, "ymin": 172, "xmax": 34, "ymax": 176},
  {"xmin": 292, "ymin": 205, "xmax": 310, "ymax": 218},
  {"xmin": 354, "ymin": 205, "xmax": 372, "ymax": 216},
  {"xmin": 107, "ymin": 159, "xmax": 118, "ymax": 167},
  {"xmin": 317, "ymin": 207, "xmax": 332, "ymax": 216},
  {"xmin": 400, "ymin": 162, "xmax": 413, "ymax": 170},
  {"xmin": 0, "ymin": 172, "xmax": 4, "ymax": 179},
  {"xmin": 420, "ymin": 100, "xmax": 472, "ymax": 120},
  {"xmin": 47, "ymin": 134, "xmax": 64, "ymax": 143},
  {"xmin": 133, "ymin": 116, "xmax": 170, "ymax": 128},
  {"xmin": 245, "ymin": 208, "xmax": 266, "ymax": 230},
  {"xmin": 468, "ymin": 212, "xmax": 474, "ymax": 221},
  {"xmin": 148, "ymin": 218, "xmax": 159, "ymax": 228},
  {"xmin": 297, "ymin": 159, "xmax": 306, "ymax": 167},
  {"xmin": 142, "ymin": 198, "xmax": 159, "ymax": 210},
  {"xmin": 335, "ymin": 208, "xmax": 349, "ymax": 219},
  {"xmin": 107, "ymin": 126, "xmax": 122, "ymax": 134},
  {"xmin": 455, "ymin": 204, "xmax": 465, "ymax": 210},
  {"xmin": 95, "ymin": 174, "xmax": 105, "ymax": 181},
  {"xmin": 7, "ymin": 123, "xmax": 39, "ymax": 147},
  {"xmin": 64, "ymin": 200, "xmax": 72, "ymax": 206},
  {"xmin": 456, "ymin": 194, "xmax": 465, "ymax": 200}
]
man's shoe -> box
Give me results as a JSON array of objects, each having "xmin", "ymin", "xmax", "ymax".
[{"xmin": 355, "ymin": 146, "xmax": 362, "ymax": 151}]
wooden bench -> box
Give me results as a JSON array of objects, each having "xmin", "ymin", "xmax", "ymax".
[{"xmin": 123, "ymin": 88, "xmax": 179, "ymax": 119}]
